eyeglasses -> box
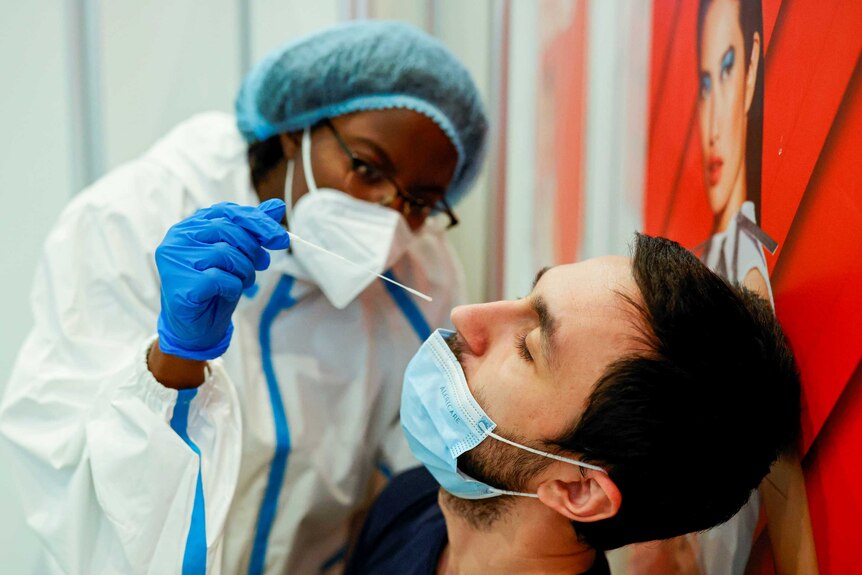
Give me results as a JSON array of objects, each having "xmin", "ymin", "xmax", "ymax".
[{"xmin": 322, "ymin": 119, "xmax": 459, "ymax": 229}]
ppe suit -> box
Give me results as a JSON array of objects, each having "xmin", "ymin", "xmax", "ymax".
[{"xmin": 0, "ymin": 112, "xmax": 465, "ymax": 574}]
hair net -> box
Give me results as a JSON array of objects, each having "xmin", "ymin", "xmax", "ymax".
[{"xmin": 236, "ymin": 20, "xmax": 488, "ymax": 204}]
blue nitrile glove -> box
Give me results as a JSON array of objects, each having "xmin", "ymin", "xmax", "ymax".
[{"xmin": 156, "ymin": 199, "xmax": 290, "ymax": 360}]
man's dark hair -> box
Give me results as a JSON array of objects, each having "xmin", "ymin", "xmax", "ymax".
[{"xmin": 554, "ymin": 234, "xmax": 800, "ymax": 550}]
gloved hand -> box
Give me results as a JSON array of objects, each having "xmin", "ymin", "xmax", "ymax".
[{"xmin": 156, "ymin": 199, "xmax": 290, "ymax": 360}]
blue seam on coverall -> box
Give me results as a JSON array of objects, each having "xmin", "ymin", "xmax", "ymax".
[
  {"xmin": 376, "ymin": 461, "xmax": 393, "ymax": 480},
  {"xmin": 317, "ymin": 270, "xmax": 431, "ymax": 573},
  {"xmin": 250, "ymin": 271, "xmax": 430, "ymax": 574},
  {"xmin": 380, "ymin": 270, "xmax": 432, "ymax": 341},
  {"xmin": 248, "ymin": 275, "xmax": 297, "ymax": 575},
  {"xmin": 170, "ymin": 387, "xmax": 207, "ymax": 575}
]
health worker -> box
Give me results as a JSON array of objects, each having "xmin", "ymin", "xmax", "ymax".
[{"xmin": 0, "ymin": 21, "xmax": 487, "ymax": 575}]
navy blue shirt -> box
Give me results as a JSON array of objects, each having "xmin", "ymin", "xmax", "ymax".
[{"xmin": 345, "ymin": 466, "xmax": 610, "ymax": 575}]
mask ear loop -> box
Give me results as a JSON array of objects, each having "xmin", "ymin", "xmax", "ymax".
[
  {"xmin": 301, "ymin": 127, "xmax": 319, "ymax": 195},
  {"xmin": 488, "ymin": 432, "xmax": 607, "ymax": 473},
  {"xmin": 482, "ymin": 433, "xmax": 606, "ymax": 499},
  {"xmin": 283, "ymin": 158, "xmax": 295, "ymax": 223}
]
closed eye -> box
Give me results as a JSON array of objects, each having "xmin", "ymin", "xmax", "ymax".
[{"xmin": 515, "ymin": 331, "xmax": 533, "ymax": 363}]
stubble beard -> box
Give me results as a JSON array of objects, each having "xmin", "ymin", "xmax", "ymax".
[{"xmin": 442, "ymin": 331, "xmax": 552, "ymax": 530}]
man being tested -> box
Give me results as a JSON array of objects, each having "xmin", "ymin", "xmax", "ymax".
[{"xmin": 346, "ymin": 234, "xmax": 801, "ymax": 575}]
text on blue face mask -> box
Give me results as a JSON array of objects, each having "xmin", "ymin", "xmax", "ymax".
[{"xmin": 441, "ymin": 384, "xmax": 461, "ymax": 424}]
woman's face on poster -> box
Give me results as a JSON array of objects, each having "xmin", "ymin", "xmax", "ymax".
[{"xmin": 698, "ymin": 0, "xmax": 760, "ymax": 219}]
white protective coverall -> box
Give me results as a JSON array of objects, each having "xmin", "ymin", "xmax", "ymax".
[{"xmin": 0, "ymin": 112, "xmax": 464, "ymax": 575}]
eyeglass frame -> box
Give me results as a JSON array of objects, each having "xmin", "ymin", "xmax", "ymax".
[{"xmin": 320, "ymin": 119, "xmax": 460, "ymax": 229}]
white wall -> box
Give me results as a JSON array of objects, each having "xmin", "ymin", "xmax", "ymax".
[
  {"xmin": 581, "ymin": 0, "xmax": 651, "ymax": 260},
  {"xmin": 250, "ymin": 0, "xmax": 342, "ymax": 61},
  {"xmin": 434, "ymin": 0, "xmax": 495, "ymax": 304},
  {"xmin": 502, "ymin": 0, "xmax": 541, "ymax": 299},
  {"xmin": 0, "ymin": 2, "xmax": 77, "ymax": 571},
  {"xmin": 99, "ymin": 1, "xmax": 243, "ymax": 171}
]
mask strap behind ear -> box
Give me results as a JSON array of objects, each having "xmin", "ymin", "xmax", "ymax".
[
  {"xmin": 488, "ymin": 432, "xmax": 607, "ymax": 474},
  {"xmin": 301, "ymin": 127, "xmax": 318, "ymax": 195},
  {"xmin": 283, "ymin": 158, "xmax": 295, "ymax": 223},
  {"xmin": 481, "ymin": 433, "xmax": 606, "ymax": 499},
  {"xmin": 489, "ymin": 487, "xmax": 540, "ymax": 499}
]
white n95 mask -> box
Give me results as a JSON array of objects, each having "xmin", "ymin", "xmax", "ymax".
[{"xmin": 286, "ymin": 127, "xmax": 413, "ymax": 309}]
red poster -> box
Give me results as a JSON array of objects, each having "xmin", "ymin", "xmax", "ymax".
[{"xmin": 645, "ymin": 0, "xmax": 861, "ymax": 573}]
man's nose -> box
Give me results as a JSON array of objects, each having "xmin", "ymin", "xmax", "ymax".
[
  {"xmin": 451, "ymin": 304, "xmax": 489, "ymax": 356},
  {"xmin": 450, "ymin": 300, "xmax": 515, "ymax": 357}
]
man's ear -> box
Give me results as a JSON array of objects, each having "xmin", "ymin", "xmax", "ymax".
[
  {"xmin": 536, "ymin": 470, "xmax": 621, "ymax": 522},
  {"xmin": 744, "ymin": 31, "xmax": 761, "ymax": 115},
  {"xmin": 279, "ymin": 132, "xmax": 300, "ymax": 160}
]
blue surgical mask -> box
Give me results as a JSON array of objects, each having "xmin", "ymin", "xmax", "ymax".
[{"xmin": 401, "ymin": 329, "xmax": 605, "ymax": 500}]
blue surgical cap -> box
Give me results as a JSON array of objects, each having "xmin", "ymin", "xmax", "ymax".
[{"xmin": 236, "ymin": 21, "xmax": 488, "ymax": 204}]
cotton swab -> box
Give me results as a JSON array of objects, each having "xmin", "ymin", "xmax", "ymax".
[{"xmin": 286, "ymin": 231, "xmax": 433, "ymax": 303}]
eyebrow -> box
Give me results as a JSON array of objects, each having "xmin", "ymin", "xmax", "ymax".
[
  {"xmin": 532, "ymin": 266, "xmax": 551, "ymax": 289},
  {"xmin": 350, "ymin": 136, "xmax": 396, "ymax": 170},
  {"xmin": 349, "ymin": 135, "xmax": 448, "ymax": 196}
]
